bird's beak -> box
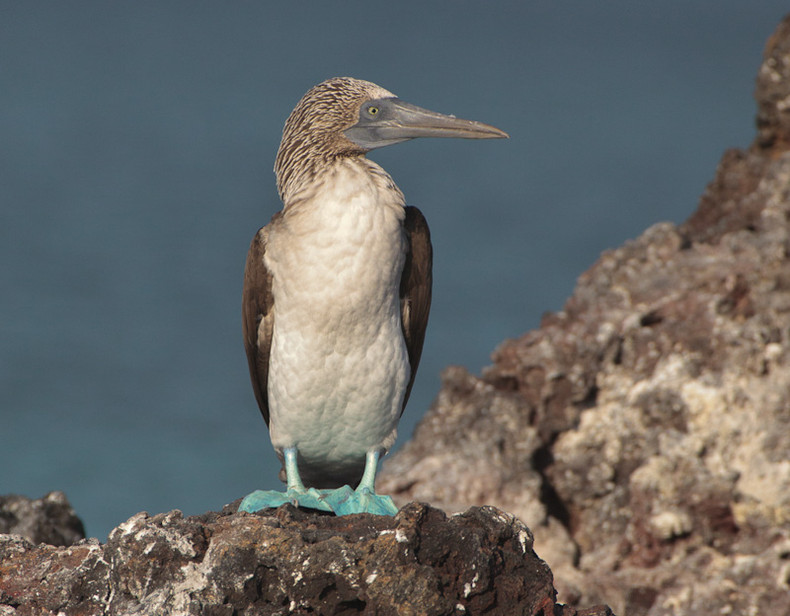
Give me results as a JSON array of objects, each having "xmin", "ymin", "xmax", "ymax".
[{"xmin": 345, "ymin": 98, "xmax": 509, "ymax": 150}]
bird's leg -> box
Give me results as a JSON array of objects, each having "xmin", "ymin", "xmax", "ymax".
[
  {"xmin": 321, "ymin": 449, "xmax": 399, "ymax": 516},
  {"xmin": 283, "ymin": 446, "xmax": 306, "ymax": 491},
  {"xmin": 356, "ymin": 449, "xmax": 381, "ymax": 494},
  {"xmin": 238, "ymin": 447, "xmax": 332, "ymax": 513}
]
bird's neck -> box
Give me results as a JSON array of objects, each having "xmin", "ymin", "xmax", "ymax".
[
  {"xmin": 275, "ymin": 138, "xmax": 329, "ymax": 205},
  {"xmin": 275, "ymin": 124, "xmax": 365, "ymax": 205},
  {"xmin": 277, "ymin": 155, "xmax": 404, "ymax": 212}
]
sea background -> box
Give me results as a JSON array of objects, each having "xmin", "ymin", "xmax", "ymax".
[{"xmin": 2, "ymin": 2, "xmax": 787, "ymax": 540}]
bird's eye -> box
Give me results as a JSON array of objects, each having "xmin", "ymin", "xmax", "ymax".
[{"xmin": 367, "ymin": 106, "xmax": 379, "ymax": 116}]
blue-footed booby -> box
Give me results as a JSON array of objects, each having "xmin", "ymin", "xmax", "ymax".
[{"xmin": 240, "ymin": 77, "xmax": 507, "ymax": 516}]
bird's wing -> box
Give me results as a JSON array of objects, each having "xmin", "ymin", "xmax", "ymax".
[
  {"xmin": 242, "ymin": 215, "xmax": 279, "ymax": 427},
  {"xmin": 399, "ymin": 206, "xmax": 433, "ymax": 416}
]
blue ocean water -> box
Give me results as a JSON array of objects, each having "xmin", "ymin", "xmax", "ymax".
[{"xmin": 1, "ymin": 2, "xmax": 786, "ymax": 540}]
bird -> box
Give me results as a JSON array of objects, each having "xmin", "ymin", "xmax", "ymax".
[{"xmin": 239, "ymin": 77, "xmax": 507, "ymax": 516}]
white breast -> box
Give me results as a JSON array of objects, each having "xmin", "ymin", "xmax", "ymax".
[{"xmin": 264, "ymin": 159, "xmax": 410, "ymax": 487}]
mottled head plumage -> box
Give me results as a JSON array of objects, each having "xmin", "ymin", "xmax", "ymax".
[{"xmin": 274, "ymin": 77, "xmax": 396, "ymax": 202}]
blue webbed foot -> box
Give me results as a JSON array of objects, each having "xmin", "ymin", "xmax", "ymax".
[
  {"xmin": 322, "ymin": 485, "xmax": 398, "ymax": 516},
  {"xmin": 239, "ymin": 447, "xmax": 334, "ymax": 513},
  {"xmin": 239, "ymin": 487, "xmax": 333, "ymax": 513},
  {"xmin": 321, "ymin": 449, "xmax": 398, "ymax": 516}
]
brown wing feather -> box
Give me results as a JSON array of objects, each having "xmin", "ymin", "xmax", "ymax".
[
  {"xmin": 399, "ymin": 206, "xmax": 433, "ymax": 415},
  {"xmin": 241, "ymin": 215, "xmax": 279, "ymax": 427}
]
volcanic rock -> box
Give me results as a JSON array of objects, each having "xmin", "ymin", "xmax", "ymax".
[
  {"xmin": 0, "ymin": 492, "xmax": 85, "ymax": 548},
  {"xmin": 0, "ymin": 499, "xmax": 612, "ymax": 615}
]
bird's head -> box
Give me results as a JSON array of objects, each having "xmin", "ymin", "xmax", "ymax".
[{"xmin": 275, "ymin": 77, "xmax": 508, "ymax": 201}]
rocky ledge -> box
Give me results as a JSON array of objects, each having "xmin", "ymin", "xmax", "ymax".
[
  {"xmin": 379, "ymin": 14, "xmax": 790, "ymax": 616},
  {"xmin": 0, "ymin": 493, "xmax": 610, "ymax": 616}
]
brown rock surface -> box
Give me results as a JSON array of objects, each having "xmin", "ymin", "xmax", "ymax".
[
  {"xmin": 0, "ymin": 500, "xmax": 612, "ymax": 615},
  {"xmin": 379, "ymin": 14, "xmax": 790, "ymax": 616}
]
